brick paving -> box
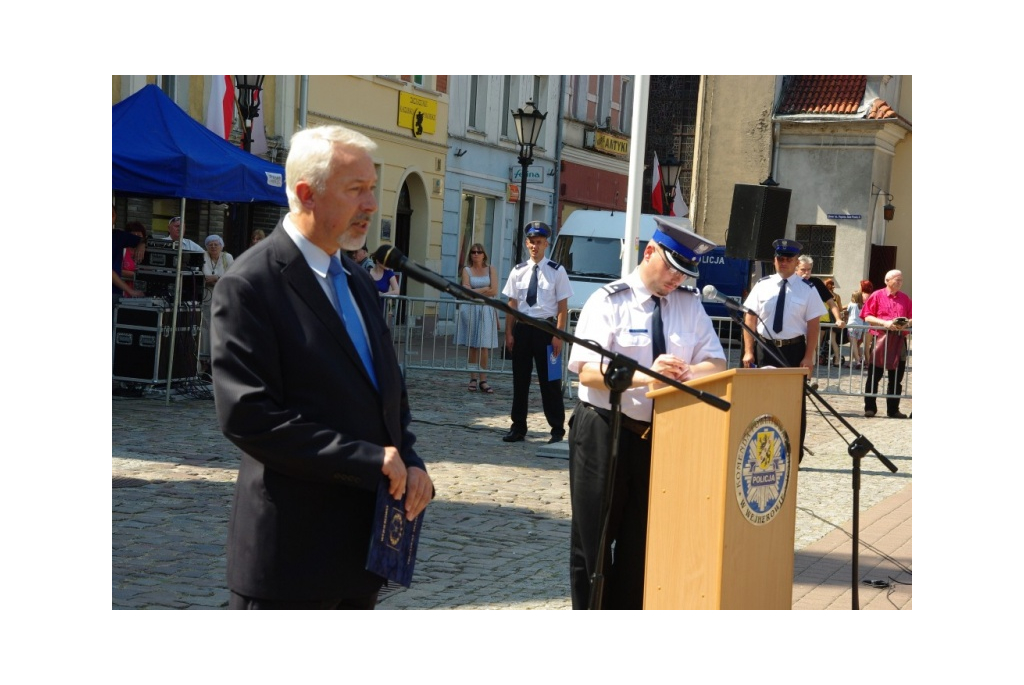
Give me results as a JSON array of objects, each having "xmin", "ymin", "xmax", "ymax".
[{"xmin": 112, "ymin": 369, "xmax": 911, "ymax": 610}]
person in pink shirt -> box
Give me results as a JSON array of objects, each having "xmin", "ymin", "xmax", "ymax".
[{"xmin": 861, "ymin": 269, "xmax": 912, "ymax": 418}]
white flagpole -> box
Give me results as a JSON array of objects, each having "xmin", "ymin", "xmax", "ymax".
[{"xmin": 623, "ymin": 75, "xmax": 650, "ymax": 280}]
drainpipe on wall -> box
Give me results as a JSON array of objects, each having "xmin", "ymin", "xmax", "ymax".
[{"xmin": 299, "ymin": 76, "xmax": 308, "ymax": 130}]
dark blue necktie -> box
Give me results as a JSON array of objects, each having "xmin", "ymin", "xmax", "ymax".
[
  {"xmin": 651, "ymin": 296, "xmax": 666, "ymax": 359},
  {"xmin": 328, "ymin": 256, "xmax": 377, "ymax": 389},
  {"xmin": 526, "ymin": 264, "xmax": 539, "ymax": 307},
  {"xmin": 772, "ymin": 278, "xmax": 786, "ymax": 333}
]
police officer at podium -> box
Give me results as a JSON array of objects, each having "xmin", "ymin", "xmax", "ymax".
[{"xmin": 566, "ymin": 216, "xmax": 726, "ymax": 609}]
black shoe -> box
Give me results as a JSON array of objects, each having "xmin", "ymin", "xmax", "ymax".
[
  {"xmin": 548, "ymin": 431, "xmax": 565, "ymax": 444},
  {"xmin": 502, "ymin": 430, "xmax": 526, "ymax": 443},
  {"xmin": 864, "ymin": 409, "xmax": 877, "ymax": 418},
  {"xmin": 887, "ymin": 411, "xmax": 909, "ymax": 419}
]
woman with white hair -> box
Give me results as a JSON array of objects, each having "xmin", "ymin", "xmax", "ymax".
[{"xmin": 200, "ymin": 234, "xmax": 234, "ymax": 377}]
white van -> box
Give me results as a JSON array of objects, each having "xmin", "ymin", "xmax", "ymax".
[{"xmin": 550, "ymin": 210, "xmax": 666, "ymax": 313}]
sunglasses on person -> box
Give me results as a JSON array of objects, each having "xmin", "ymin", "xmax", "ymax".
[{"xmin": 469, "ymin": 250, "xmax": 484, "ymax": 254}]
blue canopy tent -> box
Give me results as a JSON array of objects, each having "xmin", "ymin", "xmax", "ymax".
[
  {"xmin": 112, "ymin": 84, "xmax": 287, "ymax": 205},
  {"xmin": 113, "ymin": 84, "xmax": 287, "ymax": 400}
]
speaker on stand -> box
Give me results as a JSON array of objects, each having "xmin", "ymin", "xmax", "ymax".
[{"xmin": 725, "ymin": 184, "xmax": 793, "ymax": 261}]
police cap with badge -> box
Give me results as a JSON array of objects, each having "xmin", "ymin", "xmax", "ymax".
[
  {"xmin": 651, "ymin": 216, "xmax": 716, "ymax": 278},
  {"xmin": 524, "ymin": 221, "xmax": 552, "ymax": 239},
  {"xmin": 772, "ymin": 238, "xmax": 802, "ymax": 257}
]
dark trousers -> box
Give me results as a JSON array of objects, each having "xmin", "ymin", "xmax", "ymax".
[
  {"xmin": 510, "ymin": 321, "xmax": 565, "ymax": 434},
  {"xmin": 864, "ymin": 361, "xmax": 907, "ymax": 415},
  {"xmin": 568, "ymin": 403, "xmax": 652, "ymax": 610},
  {"xmin": 229, "ymin": 590, "xmax": 379, "ymax": 610},
  {"xmin": 757, "ymin": 339, "xmax": 808, "ymax": 459}
]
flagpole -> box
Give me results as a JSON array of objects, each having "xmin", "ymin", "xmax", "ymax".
[{"xmin": 622, "ymin": 75, "xmax": 650, "ymax": 280}]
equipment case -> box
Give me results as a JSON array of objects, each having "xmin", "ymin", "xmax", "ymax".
[{"xmin": 112, "ymin": 304, "xmax": 201, "ymax": 383}]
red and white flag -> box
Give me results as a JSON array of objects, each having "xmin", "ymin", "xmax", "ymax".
[
  {"xmin": 672, "ymin": 178, "xmax": 689, "ymax": 217},
  {"xmin": 651, "ymin": 152, "xmax": 665, "ymax": 215},
  {"xmin": 205, "ymin": 75, "xmax": 234, "ymax": 139}
]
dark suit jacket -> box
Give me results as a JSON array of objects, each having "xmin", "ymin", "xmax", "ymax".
[{"xmin": 211, "ymin": 222, "xmax": 425, "ymax": 601}]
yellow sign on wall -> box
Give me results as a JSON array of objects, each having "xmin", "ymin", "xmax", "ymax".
[
  {"xmin": 595, "ymin": 131, "xmax": 630, "ymax": 157},
  {"xmin": 398, "ymin": 92, "xmax": 437, "ymax": 137}
]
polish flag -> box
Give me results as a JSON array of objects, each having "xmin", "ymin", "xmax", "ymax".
[
  {"xmin": 205, "ymin": 76, "xmax": 234, "ymax": 139},
  {"xmin": 672, "ymin": 178, "xmax": 689, "ymax": 217},
  {"xmin": 651, "ymin": 152, "xmax": 665, "ymax": 215}
]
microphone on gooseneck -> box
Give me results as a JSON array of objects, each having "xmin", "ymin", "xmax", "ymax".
[
  {"xmin": 701, "ymin": 285, "xmax": 755, "ymax": 315},
  {"xmin": 373, "ymin": 245, "xmax": 463, "ymax": 297}
]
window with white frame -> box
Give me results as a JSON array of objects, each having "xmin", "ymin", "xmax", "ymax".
[
  {"xmin": 469, "ymin": 75, "xmax": 488, "ymax": 130},
  {"xmin": 597, "ymin": 75, "xmax": 612, "ymax": 127},
  {"xmin": 619, "ymin": 77, "xmax": 633, "ymax": 132}
]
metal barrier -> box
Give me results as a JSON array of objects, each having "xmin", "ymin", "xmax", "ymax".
[{"xmin": 384, "ymin": 295, "xmax": 910, "ymax": 404}]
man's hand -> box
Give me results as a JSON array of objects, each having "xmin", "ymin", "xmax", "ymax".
[
  {"xmin": 381, "ymin": 446, "xmax": 407, "ymax": 500},
  {"xmin": 742, "ymin": 351, "xmax": 755, "ymax": 368},
  {"xmin": 550, "ymin": 336, "xmax": 562, "ymax": 357},
  {"xmin": 404, "ymin": 467, "xmax": 433, "ymax": 521}
]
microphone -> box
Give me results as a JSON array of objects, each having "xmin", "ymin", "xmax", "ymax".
[
  {"xmin": 702, "ymin": 285, "xmax": 754, "ymax": 315},
  {"xmin": 373, "ymin": 245, "xmax": 463, "ymax": 298}
]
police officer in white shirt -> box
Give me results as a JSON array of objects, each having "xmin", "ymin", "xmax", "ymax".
[
  {"xmin": 501, "ymin": 221, "xmax": 573, "ymax": 444},
  {"xmin": 566, "ymin": 216, "xmax": 726, "ymax": 609},
  {"xmin": 741, "ymin": 239, "xmax": 827, "ymax": 369}
]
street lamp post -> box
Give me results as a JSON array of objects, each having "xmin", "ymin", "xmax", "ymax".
[
  {"xmin": 511, "ymin": 100, "xmax": 547, "ymax": 264},
  {"xmin": 232, "ymin": 76, "xmax": 264, "ymax": 256},
  {"xmin": 234, "ymin": 75, "xmax": 265, "ymax": 153},
  {"xmin": 661, "ymin": 154, "xmax": 681, "ymax": 212}
]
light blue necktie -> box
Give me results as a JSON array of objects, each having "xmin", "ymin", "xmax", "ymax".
[{"xmin": 328, "ymin": 256, "xmax": 378, "ymax": 389}]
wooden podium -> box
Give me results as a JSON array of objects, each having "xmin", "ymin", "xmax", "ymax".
[{"xmin": 643, "ymin": 368, "xmax": 806, "ymax": 609}]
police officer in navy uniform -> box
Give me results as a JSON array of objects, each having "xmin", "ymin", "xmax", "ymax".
[
  {"xmin": 501, "ymin": 221, "xmax": 573, "ymax": 443},
  {"xmin": 566, "ymin": 216, "xmax": 726, "ymax": 609},
  {"xmin": 741, "ymin": 239, "xmax": 827, "ymax": 369}
]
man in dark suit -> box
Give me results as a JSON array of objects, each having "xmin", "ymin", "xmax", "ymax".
[{"xmin": 211, "ymin": 125, "xmax": 433, "ymax": 610}]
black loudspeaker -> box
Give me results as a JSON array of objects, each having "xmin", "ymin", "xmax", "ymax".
[{"xmin": 725, "ymin": 184, "xmax": 792, "ymax": 261}]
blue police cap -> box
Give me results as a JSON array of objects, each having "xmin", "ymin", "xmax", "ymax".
[
  {"xmin": 772, "ymin": 238, "xmax": 802, "ymax": 257},
  {"xmin": 524, "ymin": 221, "xmax": 551, "ymax": 238},
  {"xmin": 651, "ymin": 216, "xmax": 716, "ymax": 278}
]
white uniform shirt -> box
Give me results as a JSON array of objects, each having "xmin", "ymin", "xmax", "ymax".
[
  {"xmin": 502, "ymin": 258, "xmax": 573, "ymax": 319},
  {"xmin": 568, "ymin": 268, "xmax": 725, "ymax": 422},
  {"xmin": 743, "ymin": 273, "xmax": 827, "ymax": 339}
]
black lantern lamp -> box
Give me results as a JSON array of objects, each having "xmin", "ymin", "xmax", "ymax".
[
  {"xmin": 511, "ymin": 99, "xmax": 547, "ymax": 263},
  {"xmin": 234, "ymin": 76, "xmax": 265, "ymax": 153},
  {"xmin": 662, "ymin": 154, "xmax": 683, "ymax": 210},
  {"xmin": 872, "ymin": 183, "xmax": 896, "ymax": 221}
]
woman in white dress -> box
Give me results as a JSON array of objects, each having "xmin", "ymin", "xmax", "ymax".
[
  {"xmin": 201, "ymin": 234, "xmax": 233, "ymax": 376},
  {"xmin": 456, "ymin": 243, "xmax": 498, "ymax": 393}
]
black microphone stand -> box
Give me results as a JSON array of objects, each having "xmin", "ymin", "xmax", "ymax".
[
  {"xmin": 729, "ymin": 307, "xmax": 897, "ymax": 609},
  {"xmin": 382, "ymin": 251, "xmax": 731, "ymax": 609}
]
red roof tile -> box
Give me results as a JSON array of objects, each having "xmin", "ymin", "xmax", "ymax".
[
  {"xmin": 866, "ymin": 98, "xmax": 897, "ymax": 119},
  {"xmin": 778, "ymin": 76, "xmax": 867, "ymax": 116}
]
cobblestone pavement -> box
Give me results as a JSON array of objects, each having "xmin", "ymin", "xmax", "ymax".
[{"xmin": 112, "ymin": 370, "xmax": 911, "ymax": 610}]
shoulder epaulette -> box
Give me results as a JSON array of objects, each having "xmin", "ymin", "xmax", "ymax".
[
  {"xmin": 546, "ymin": 260, "xmax": 562, "ymax": 270},
  {"xmin": 601, "ymin": 280, "xmax": 631, "ymax": 296},
  {"xmin": 804, "ymin": 279, "xmax": 815, "ymax": 287},
  {"xmin": 515, "ymin": 261, "xmax": 529, "ymax": 269},
  {"xmin": 677, "ymin": 284, "xmax": 699, "ymax": 295},
  {"xmin": 757, "ymin": 275, "xmax": 771, "ymax": 282}
]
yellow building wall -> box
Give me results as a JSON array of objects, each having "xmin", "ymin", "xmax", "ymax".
[
  {"xmin": 692, "ymin": 75, "xmax": 777, "ymax": 245},
  {"xmin": 306, "ymin": 76, "xmax": 449, "ymax": 297}
]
